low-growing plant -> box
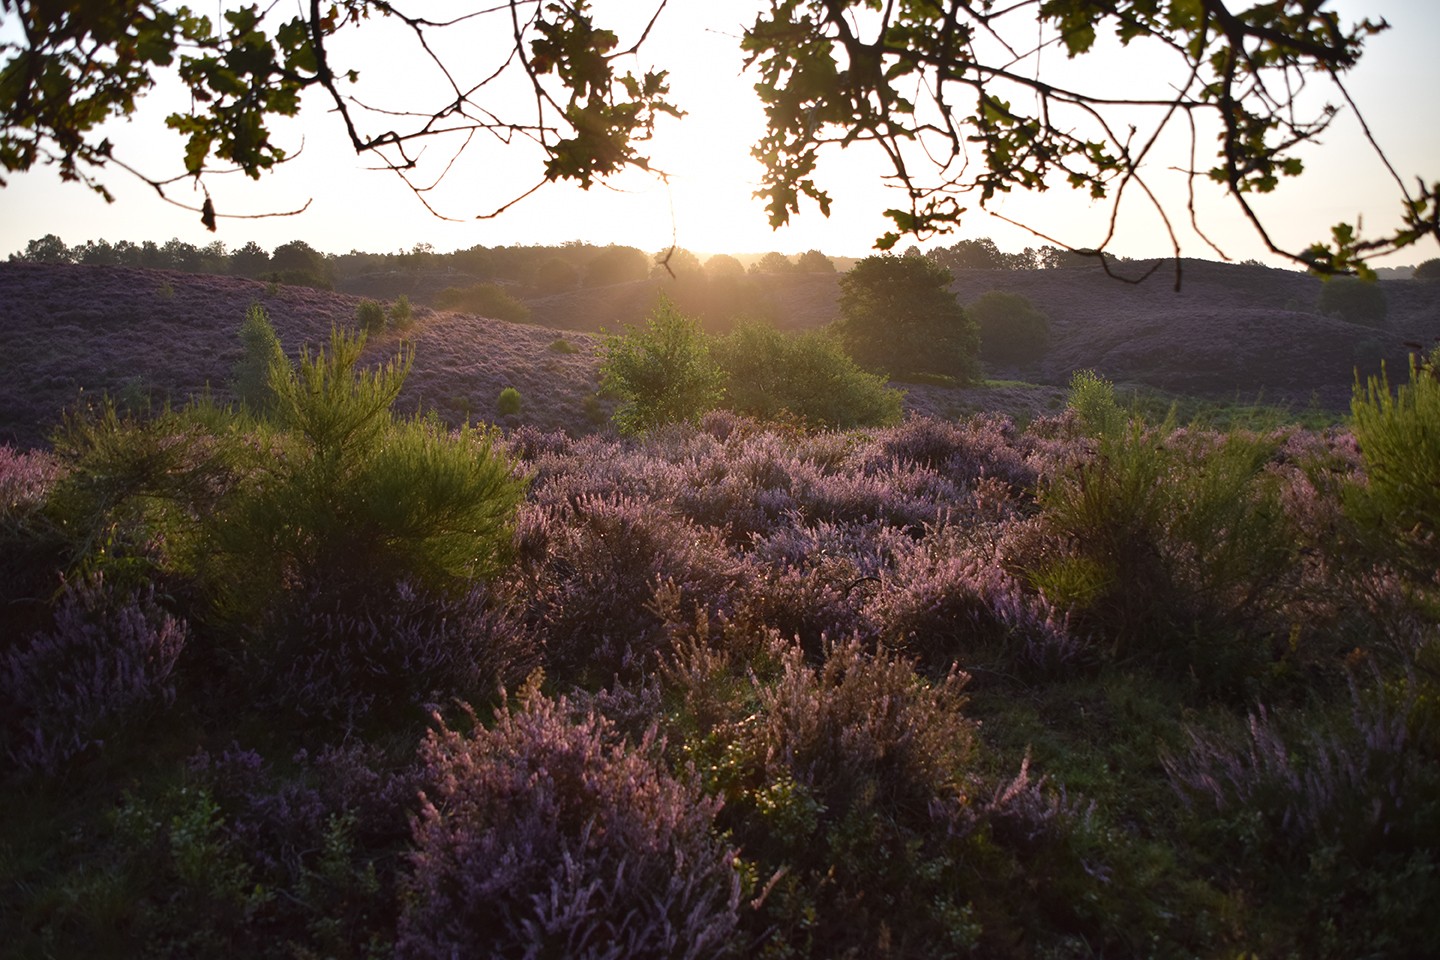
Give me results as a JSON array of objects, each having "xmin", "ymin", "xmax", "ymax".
[
  {"xmin": 547, "ymin": 336, "xmax": 579, "ymax": 354},
  {"xmin": 398, "ymin": 684, "xmax": 740, "ymax": 959},
  {"xmin": 599, "ymin": 296, "xmax": 724, "ymax": 434},
  {"xmin": 496, "ymin": 385, "xmax": 521, "ymax": 416}
]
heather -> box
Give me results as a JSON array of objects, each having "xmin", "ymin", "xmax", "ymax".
[{"xmin": 3, "ymin": 303, "xmax": 1440, "ymax": 956}]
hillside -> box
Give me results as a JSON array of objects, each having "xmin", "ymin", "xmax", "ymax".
[{"xmin": 2, "ymin": 259, "xmax": 1437, "ymax": 447}]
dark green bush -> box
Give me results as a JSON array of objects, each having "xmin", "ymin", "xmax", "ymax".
[
  {"xmin": 835, "ymin": 254, "xmax": 979, "ymax": 383},
  {"xmin": 433, "ymin": 282, "xmax": 530, "ymax": 323},
  {"xmin": 713, "ymin": 321, "xmax": 902, "ymax": 429},
  {"xmin": 969, "ymin": 289, "xmax": 1050, "ymax": 365},
  {"xmin": 1317, "ymin": 276, "xmax": 1387, "ymax": 325},
  {"xmin": 1414, "ymin": 258, "xmax": 1440, "ymax": 281},
  {"xmin": 388, "ymin": 294, "xmax": 413, "ymax": 329},
  {"xmin": 599, "ymin": 297, "xmax": 724, "ymax": 434},
  {"xmin": 355, "ymin": 298, "xmax": 386, "ymax": 334},
  {"xmin": 202, "ymin": 327, "xmax": 526, "ymax": 624}
]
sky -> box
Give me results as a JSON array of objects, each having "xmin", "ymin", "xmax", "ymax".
[{"xmin": 1, "ymin": 0, "xmax": 1437, "ymax": 266}]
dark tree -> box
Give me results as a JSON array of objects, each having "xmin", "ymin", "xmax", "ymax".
[{"xmin": 834, "ymin": 255, "xmax": 979, "ymax": 384}]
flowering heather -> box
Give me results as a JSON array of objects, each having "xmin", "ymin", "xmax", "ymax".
[
  {"xmin": 509, "ymin": 493, "xmax": 741, "ymax": 685},
  {"xmin": 0, "ymin": 443, "xmax": 60, "ymax": 509},
  {"xmin": 1, "ymin": 574, "xmax": 187, "ymax": 775},
  {"xmin": 248, "ymin": 579, "xmax": 535, "ymax": 729},
  {"xmin": 399, "ymin": 690, "xmax": 740, "ymax": 960}
]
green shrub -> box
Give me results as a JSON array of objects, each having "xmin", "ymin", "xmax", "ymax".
[
  {"xmin": 969, "ymin": 289, "xmax": 1050, "ymax": 365},
  {"xmin": 1347, "ymin": 351, "xmax": 1440, "ymax": 578},
  {"xmin": 496, "ymin": 386, "xmax": 521, "ymax": 416},
  {"xmin": 388, "ymin": 294, "xmax": 413, "ymax": 329},
  {"xmin": 434, "ymin": 282, "xmax": 531, "ymax": 323},
  {"xmin": 547, "ymin": 337, "xmax": 578, "ymax": 354},
  {"xmin": 598, "ymin": 296, "xmax": 724, "ymax": 434},
  {"xmin": 202, "ymin": 327, "xmax": 526, "ymax": 623},
  {"xmin": 1317, "ymin": 276, "xmax": 1387, "ymax": 325},
  {"xmin": 713, "ymin": 321, "xmax": 902, "ymax": 429},
  {"xmin": 231, "ymin": 302, "xmax": 285, "ymax": 415},
  {"xmin": 1031, "ymin": 419, "xmax": 1296, "ymax": 687},
  {"xmin": 1067, "ymin": 368, "xmax": 1124, "ymax": 438},
  {"xmin": 355, "ymin": 298, "xmax": 386, "ymax": 334}
]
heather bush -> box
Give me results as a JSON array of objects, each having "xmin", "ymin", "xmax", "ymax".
[
  {"xmin": 433, "ymin": 281, "xmax": 530, "ymax": 323},
  {"xmin": 1317, "ymin": 275, "xmax": 1387, "ymax": 325},
  {"xmin": 1164, "ymin": 683, "xmax": 1440, "ymax": 956},
  {"xmin": 1347, "ymin": 351, "xmax": 1440, "ymax": 579},
  {"xmin": 713, "ymin": 321, "xmax": 902, "ymax": 429},
  {"xmin": 245, "ymin": 580, "xmax": 536, "ymax": 729},
  {"xmin": 1, "ymin": 574, "xmax": 187, "ymax": 775},
  {"xmin": 495, "ymin": 385, "xmax": 522, "ymax": 416},
  {"xmin": 355, "ymin": 298, "xmax": 387, "ymax": 334},
  {"xmin": 0, "ymin": 445, "xmax": 65, "ymax": 638},
  {"xmin": 510, "ymin": 493, "xmax": 739, "ymax": 685},
  {"xmin": 599, "ymin": 296, "xmax": 724, "ymax": 434},
  {"xmin": 398, "ymin": 686, "xmax": 740, "ymax": 960},
  {"xmin": 969, "ymin": 289, "xmax": 1050, "ymax": 365}
]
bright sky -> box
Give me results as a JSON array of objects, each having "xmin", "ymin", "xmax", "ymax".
[{"xmin": 1, "ymin": 0, "xmax": 1437, "ymax": 266}]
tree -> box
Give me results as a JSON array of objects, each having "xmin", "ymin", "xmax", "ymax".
[
  {"xmin": 1317, "ymin": 277, "xmax": 1388, "ymax": 326},
  {"xmin": 834, "ymin": 255, "xmax": 978, "ymax": 384},
  {"xmin": 584, "ymin": 245, "xmax": 649, "ymax": 287},
  {"xmin": 749, "ymin": 252, "xmax": 794, "ymax": 275},
  {"xmin": 1416, "ymin": 259, "xmax": 1440, "ymax": 282},
  {"xmin": 229, "ymin": 241, "xmax": 270, "ymax": 278},
  {"xmin": 968, "ymin": 291, "xmax": 1050, "ymax": 366},
  {"xmin": 1, "ymin": 2, "xmax": 1434, "ymax": 272},
  {"xmin": 10, "ymin": 233, "xmax": 70, "ymax": 263},
  {"xmin": 795, "ymin": 249, "xmax": 836, "ymax": 274},
  {"xmin": 704, "ymin": 254, "xmax": 745, "ymax": 280}
]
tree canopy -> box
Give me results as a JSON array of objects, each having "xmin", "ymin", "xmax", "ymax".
[{"xmin": 1, "ymin": 1, "xmax": 1435, "ymax": 274}]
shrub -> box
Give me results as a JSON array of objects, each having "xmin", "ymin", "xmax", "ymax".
[
  {"xmin": 231, "ymin": 302, "xmax": 285, "ymax": 415},
  {"xmin": 202, "ymin": 327, "xmax": 526, "ymax": 625},
  {"xmin": 1347, "ymin": 351, "xmax": 1440, "ymax": 577},
  {"xmin": 1, "ymin": 574, "xmax": 187, "ymax": 775},
  {"xmin": 835, "ymin": 254, "xmax": 979, "ymax": 383},
  {"xmin": 547, "ymin": 337, "xmax": 579, "ymax": 354},
  {"xmin": 713, "ymin": 321, "xmax": 903, "ymax": 429},
  {"xmin": 1317, "ymin": 276, "xmax": 1387, "ymax": 325},
  {"xmin": 1030, "ymin": 419, "xmax": 1297, "ymax": 686},
  {"xmin": 433, "ymin": 282, "xmax": 531, "ymax": 323},
  {"xmin": 1413, "ymin": 257, "xmax": 1440, "ymax": 281},
  {"xmin": 1067, "ymin": 368, "xmax": 1124, "ymax": 438},
  {"xmin": 496, "ymin": 386, "xmax": 522, "ymax": 416},
  {"xmin": 387, "ymin": 294, "xmax": 413, "ymax": 329},
  {"xmin": 355, "ymin": 298, "xmax": 386, "ymax": 334},
  {"xmin": 599, "ymin": 296, "xmax": 724, "ymax": 434},
  {"xmin": 398, "ymin": 686, "xmax": 740, "ymax": 960},
  {"xmin": 969, "ymin": 289, "xmax": 1050, "ymax": 365}
]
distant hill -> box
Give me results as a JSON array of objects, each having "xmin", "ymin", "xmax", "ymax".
[{"xmin": 2, "ymin": 259, "xmax": 1436, "ymax": 448}]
